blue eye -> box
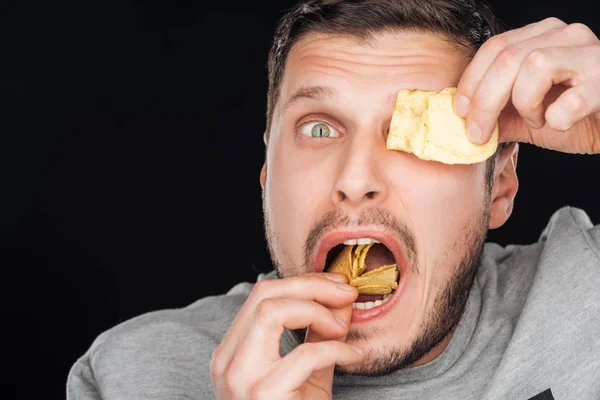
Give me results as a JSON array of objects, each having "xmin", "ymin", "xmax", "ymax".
[{"xmin": 300, "ymin": 122, "xmax": 340, "ymax": 138}]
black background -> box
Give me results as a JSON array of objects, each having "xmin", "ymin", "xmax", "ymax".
[{"xmin": 2, "ymin": 0, "xmax": 599, "ymax": 398}]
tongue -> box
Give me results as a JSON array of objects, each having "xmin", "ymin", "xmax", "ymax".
[
  {"xmin": 356, "ymin": 294, "xmax": 384, "ymax": 302},
  {"xmin": 363, "ymin": 243, "xmax": 396, "ymax": 272}
]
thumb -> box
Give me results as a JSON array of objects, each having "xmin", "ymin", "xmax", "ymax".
[{"xmin": 303, "ymin": 303, "xmax": 354, "ymax": 391}]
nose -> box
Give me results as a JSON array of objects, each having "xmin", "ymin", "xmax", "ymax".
[{"xmin": 331, "ymin": 133, "xmax": 388, "ymax": 209}]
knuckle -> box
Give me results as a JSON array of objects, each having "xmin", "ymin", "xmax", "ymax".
[
  {"xmin": 249, "ymin": 383, "xmax": 269, "ymax": 400},
  {"xmin": 249, "ymin": 279, "xmax": 271, "ymax": 298},
  {"xmin": 525, "ymin": 49, "xmax": 552, "ymax": 72},
  {"xmin": 565, "ymin": 91, "xmax": 587, "ymax": 114},
  {"xmin": 210, "ymin": 346, "xmax": 226, "ymax": 377},
  {"xmin": 495, "ymin": 46, "xmax": 521, "ymax": 70},
  {"xmin": 297, "ymin": 342, "xmax": 319, "ymax": 359},
  {"xmin": 564, "ymin": 23, "xmax": 596, "ymax": 41},
  {"xmin": 255, "ymin": 298, "xmax": 278, "ymax": 324},
  {"xmin": 219, "ymin": 367, "xmax": 251, "ymax": 399},
  {"xmin": 483, "ymin": 34, "xmax": 511, "ymax": 55},
  {"xmin": 542, "ymin": 17, "xmax": 567, "ymax": 29},
  {"xmin": 221, "ymin": 368, "xmax": 237, "ymax": 391}
]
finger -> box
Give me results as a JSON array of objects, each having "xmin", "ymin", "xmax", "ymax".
[
  {"xmin": 305, "ymin": 302, "xmax": 353, "ymax": 343},
  {"xmin": 303, "ymin": 300, "xmax": 354, "ymax": 388},
  {"xmin": 546, "ymin": 77, "xmax": 600, "ymax": 133},
  {"xmin": 253, "ymin": 341, "xmax": 365, "ymax": 398},
  {"xmin": 226, "ymin": 298, "xmax": 352, "ymax": 383},
  {"xmin": 454, "ymin": 17, "xmax": 567, "ymax": 117},
  {"xmin": 213, "ymin": 273, "xmax": 357, "ymax": 372},
  {"xmin": 512, "ymin": 46, "xmax": 583, "ymax": 129},
  {"xmin": 466, "ymin": 27, "xmax": 594, "ymax": 144}
]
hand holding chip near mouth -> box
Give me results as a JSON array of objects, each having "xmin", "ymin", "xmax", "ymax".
[
  {"xmin": 328, "ymin": 244, "xmax": 399, "ymax": 295},
  {"xmin": 386, "ymin": 87, "xmax": 499, "ymax": 164}
]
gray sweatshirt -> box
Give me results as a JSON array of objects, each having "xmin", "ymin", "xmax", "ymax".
[{"xmin": 66, "ymin": 206, "xmax": 600, "ymax": 399}]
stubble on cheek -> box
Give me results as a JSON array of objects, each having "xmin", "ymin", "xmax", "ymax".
[{"xmin": 261, "ymin": 184, "xmax": 306, "ymax": 278}]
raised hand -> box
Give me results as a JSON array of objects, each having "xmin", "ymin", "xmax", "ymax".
[{"xmin": 454, "ymin": 17, "xmax": 600, "ymax": 154}]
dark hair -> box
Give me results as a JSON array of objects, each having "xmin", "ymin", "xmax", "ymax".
[{"xmin": 265, "ymin": 0, "xmax": 510, "ymax": 186}]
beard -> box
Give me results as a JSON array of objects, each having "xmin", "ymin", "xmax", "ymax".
[
  {"xmin": 262, "ymin": 189, "xmax": 491, "ymax": 376},
  {"xmin": 336, "ymin": 212, "xmax": 488, "ymax": 376}
]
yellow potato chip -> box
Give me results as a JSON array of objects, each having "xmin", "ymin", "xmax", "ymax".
[
  {"xmin": 327, "ymin": 245, "xmax": 398, "ymax": 294},
  {"xmin": 354, "ymin": 243, "xmax": 373, "ymax": 277},
  {"xmin": 386, "ymin": 87, "xmax": 499, "ymax": 164},
  {"xmin": 350, "ymin": 264, "xmax": 398, "ymax": 288},
  {"xmin": 355, "ymin": 284, "xmax": 394, "ymax": 295},
  {"xmin": 327, "ymin": 245, "xmax": 353, "ymax": 279}
]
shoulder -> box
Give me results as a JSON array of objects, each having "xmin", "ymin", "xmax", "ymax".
[
  {"xmin": 538, "ymin": 206, "xmax": 600, "ymax": 251},
  {"xmin": 67, "ymin": 274, "xmax": 275, "ymax": 399},
  {"xmin": 91, "ymin": 279, "xmax": 256, "ymax": 357},
  {"xmin": 478, "ymin": 206, "xmax": 600, "ymax": 299},
  {"xmin": 484, "ymin": 205, "xmax": 599, "ymax": 265},
  {"xmin": 474, "ymin": 208, "xmax": 600, "ymax": 398}
]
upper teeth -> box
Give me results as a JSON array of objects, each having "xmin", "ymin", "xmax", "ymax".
[{"xmin": 342, "ymin": 237, "xmax": 381, "ymax": 245}]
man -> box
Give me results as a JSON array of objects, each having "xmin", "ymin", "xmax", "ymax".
[{"xmin": 67, "ymin": 0, "xmax": 600, "ymax": 398}]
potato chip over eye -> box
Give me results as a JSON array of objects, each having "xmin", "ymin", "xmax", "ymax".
[
  {"xmin": 327, "ymin": 244, "xmax": 398, "ymax": 294},
  {"xmin": 386, "ymin": 87, "xmax": 499, "ymax": 164}
]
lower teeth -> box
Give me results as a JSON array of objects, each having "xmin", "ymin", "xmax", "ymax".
[{"xmin": 352, "ymin": 293, "xmax": 393, "ymax": 310}]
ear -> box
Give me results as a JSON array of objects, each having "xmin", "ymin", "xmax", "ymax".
[
  {"xmin": 488, "ymin": 142, "xmax": 519, "ymax": 230},
  {"xmin": 260, "ymin": 131, "xmax": 268, "ymax": 190},
  {"xmin": 260, "ymin": 163, "xmax": 267, "ymax": 190}
]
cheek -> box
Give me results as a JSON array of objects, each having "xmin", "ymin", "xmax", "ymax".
[
  {"xmin": 269, "ymin": 142, "xmax": 334, "ymax": 215},
  {"xmin": 391, "ymin": 159, "xmax": 486, "ymax": 262},
  {"xmin": 265, "ymin": 138, "xmax": 337, "ymax": 263}
]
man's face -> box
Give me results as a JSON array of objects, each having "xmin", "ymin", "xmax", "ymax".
[{"xmin": 261, "ymin": 31, "xmax": 493, "ymax": 374}]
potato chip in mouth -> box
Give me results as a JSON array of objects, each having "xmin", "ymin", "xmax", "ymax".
[{"xmin": 326, "ymin": 243, "xmax": 399, "ymax": 295}]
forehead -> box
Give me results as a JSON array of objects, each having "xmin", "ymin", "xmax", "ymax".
[{"xmin": 280, "ymin": 31, "xmax": 469, "ymax": 105}]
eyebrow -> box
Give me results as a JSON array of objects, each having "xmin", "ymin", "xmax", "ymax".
[
  {"xmin": 279, "ymin": 85, "xmax": 336, "ymax": 119},
  {"xmin": 278, "ymin": 85, "xmax": 400, "ymax": 119}
]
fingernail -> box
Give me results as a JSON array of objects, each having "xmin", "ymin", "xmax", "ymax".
[
  {"xmin": 336, "ymin": 282, "xmax": 355, "ymax": 292},
  {"xmin": 454, "ymin": 95, "xmax": 470, "ymax": 117},
  {"xmin": 466, "ymin": 120, "xmax": 484, "ymax": 143},
  {"xmin": 335, "ymin": 316, "xmax": 349, "ymax": 328},
  {"xmin": 325, "ymin": 273, "xmax": 348, "ymax": 283}
]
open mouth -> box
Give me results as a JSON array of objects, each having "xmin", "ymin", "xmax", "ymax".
[{"xmin": 324, "ymin": 238, "xmax": 400, "ymax": 310}]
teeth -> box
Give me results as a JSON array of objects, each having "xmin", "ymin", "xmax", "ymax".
[
  {"xmin": 352, "ymin": 293, "xmax": 393, "ymax": 310},
  {"xmin": 343, "ymin": 237, "xmax": 381, "ymax": 245}
]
